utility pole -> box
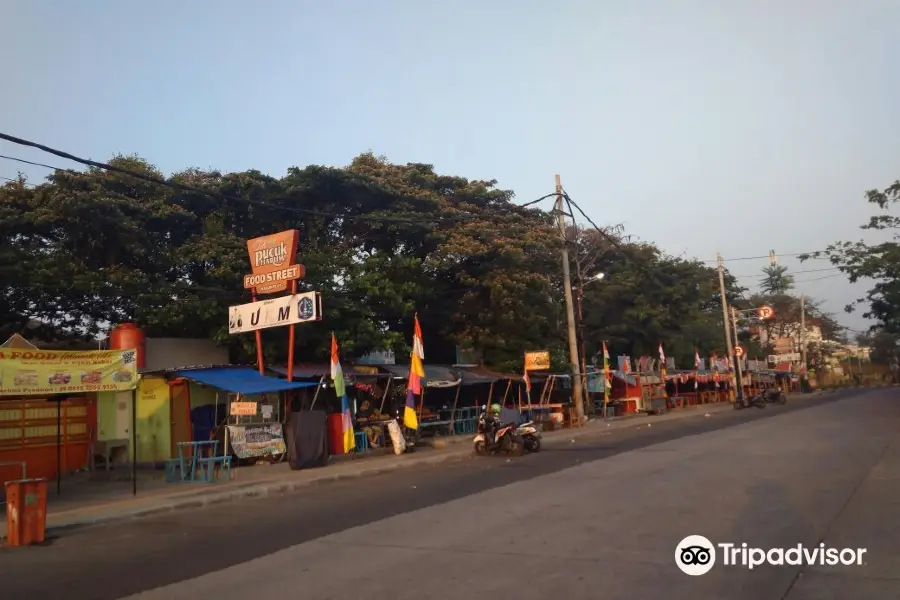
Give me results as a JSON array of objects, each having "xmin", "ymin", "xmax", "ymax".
[
  {"xmin": 731, "ymin": 306, "xmax": 744, "ymax": 400},
  {"xmin": 800, "ymin": 294, "xmax": 807, "ymax": 374},
  {"xmin": 556, "ymin": 174, "xmax": 585, "ymax": 423},
  {"xmin": 716, "ymin": 252, "xmax": 738, "ymax": 401}
]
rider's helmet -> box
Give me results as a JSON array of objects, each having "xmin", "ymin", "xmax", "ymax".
[{"xmin": 491, "ymin": 403, "xmax": 502, "ymax": 414}]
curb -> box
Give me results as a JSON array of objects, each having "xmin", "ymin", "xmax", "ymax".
[
  {"xmin": 0, "ymin": 400, "xmax": 770, "ymax": 540},
  {"xmin": 3, "ymin": 451, "xmax": 470, "ymax": 540}
]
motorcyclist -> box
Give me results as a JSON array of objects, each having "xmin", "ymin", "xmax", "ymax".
[{"xmin": 482, "ymin": 403, "xmax": 502, "ymax": 447}]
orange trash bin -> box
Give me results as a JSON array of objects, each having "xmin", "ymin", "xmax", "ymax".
[{"xmin": 4, "ymin": 478, "xmax": 48, "ymax": 547}]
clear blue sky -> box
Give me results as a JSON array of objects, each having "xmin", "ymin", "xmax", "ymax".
[{"xmin": 3, "ymin": 0, "xmax": 898, "ymax": 335}]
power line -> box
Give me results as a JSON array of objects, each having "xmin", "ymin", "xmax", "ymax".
[
  {"xmin": 728, "ymin": 266, "xmax": 845, "ymax": 279},
  {"xmin": 702, "ymin": 251, "xmax": 832, "ymax": 263},
  {"xmin": 0, "ymin": 133, "xmax": 553, "ymax": 225}
]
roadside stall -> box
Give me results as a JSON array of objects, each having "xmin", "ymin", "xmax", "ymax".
[
  {"xmin": 0, "ymin": 339, "xmax": 139, "ymax": 496},
  {"xmin": 165, "ymin": 367, "xmax": 317, "ymax": 474}
]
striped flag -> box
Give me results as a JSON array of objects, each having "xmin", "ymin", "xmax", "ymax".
[
  {"xmin": 694, "ymin": 348, "xmax": 701, "ymax": 390},
  {"xmin": 404, "ymin": 315, "xmax": 424, "ymax": 430},
  {"xmin": 331, "ymin": 334, "xmax": 355, "ymax": 453},
  {"xmin": 602, "ymin": 341, "xmax": 611, "ymax": 403},
  {"xmin": 658, "ymin": 343, "xmax": 668, "ymax": 399}
]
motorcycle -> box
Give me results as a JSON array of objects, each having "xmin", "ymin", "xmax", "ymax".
[
  {"xmin": 762, "ymin": 388, "xmax": 787, "ymax": 405},
  {"xmin": 733, "ymin": 393, "xmax": 767, "ymax": 410},
  {"xmin": 473, "ymin": 410, "xmax": 525, "ymax": 457},
  {"xmin": 518, "ymin": 420, "xmax": 542, "ymax": 453}
]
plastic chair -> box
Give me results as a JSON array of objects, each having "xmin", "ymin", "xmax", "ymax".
[{"xmin": 354, "ymin": 431, "xmax": 369, "ymax": 452}]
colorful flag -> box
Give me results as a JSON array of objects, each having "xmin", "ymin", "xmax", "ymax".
[
  {"xmin": 658, "ymin": 343, "xmax": 668, "ymax": 399},
  {"xmin": 331, "ymin": 334, "xmax": 355, "ymax": 453},
  {"xmin": 694, "ymin": 348, "xmax": 700, "ymax": 390},
  {"xmin": 602, "ymin": 341, "xmax": 611, "ymax": 406},
  {"xmin": 404, "ymin": 315, "xmax": 424, "ymax": 430}
]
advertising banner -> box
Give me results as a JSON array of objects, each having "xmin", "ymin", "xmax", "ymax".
[
  {"xmin": 245, "ymin": 230, "xmax": 302, "ymax": 294},
  {"xmin": 0, "ymin": 349, "xmax": 139, "ymax": 396},
  {"xmin": 228, "ymin": 291, "xmax": 322, "ymax": 334},
  {"xmin": 524, "ymin": 351, "xmax": 550, "ymax": 371},
  {"xmin": 227, "ymin": 424, "xmax": 286, "ymax": 458}
]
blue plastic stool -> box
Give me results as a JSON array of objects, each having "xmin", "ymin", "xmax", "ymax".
[{"xmin": 354, "ymin": 431, "xmax": 369, "ymax": 452}]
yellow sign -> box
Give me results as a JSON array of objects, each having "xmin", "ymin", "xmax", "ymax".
[
  {"xmin": 230, "ymin": 402, "xmax": 258, "ymax": 416},
  {"xmin": 0, "ymin": 349, "xmax": 139, "ymax": 396},
  {"xmin": 525, "ymin": 351, "xmax": 551, "ymax": 371}
]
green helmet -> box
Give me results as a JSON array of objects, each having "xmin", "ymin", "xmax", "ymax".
[{"xmin": 491, "ymin": 403, "xmax": 502, "ymax": 414}]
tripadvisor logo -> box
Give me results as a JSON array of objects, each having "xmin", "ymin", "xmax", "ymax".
[{"xmin": 675, "ymin": 535, "xmax": 867, "ymax": 575}]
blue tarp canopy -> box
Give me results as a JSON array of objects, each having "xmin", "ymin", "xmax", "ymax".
[{"xmin": 173, "ymin": 367, "xmax": 318, "ymax": 395}]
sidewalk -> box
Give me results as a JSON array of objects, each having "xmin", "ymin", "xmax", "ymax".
[{"xmin": 0, "ymin": 399, "xmax": 764, "ymax": 540}]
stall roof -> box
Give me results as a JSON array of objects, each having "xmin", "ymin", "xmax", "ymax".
[
  {"xmin": 378, "ymin": 364, "xmax": 461, "ymax": 387},
  {"xmin": 173, "ymin": 367, "xmax": 318, "ymax": 394},
  {"xmin": 269, "ymin": 364, "xmax": 327, "ymax": 380},
  {"xmin": 454, "ymin": 365, "xmax": 522, "ymax": 385}
]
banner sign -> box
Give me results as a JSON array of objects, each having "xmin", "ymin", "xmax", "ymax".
[
  {"xmin": 230, "ymin": 401, "xmax": 257, "ymax": 416},
  {"xmin": 0, "ymin": 349, "xmax": 138, "ymax": 396},
  {"xmin": 228, "ymin": 292, "xmax": 322, "ymax": 334},
  {"xmin": 227, "ymin": 424, "xmax": 286, "ymax": 458},
  {"xmin": 245, "ymin": 230, "xmax": 303, "ymax": 294},
  {"xmin": 769, "ymin": 353, "xmax": 801, "ymax": 363},
  {"xmin": 524, "ymin": 351, "xmax": 550, "ymax": 371}
]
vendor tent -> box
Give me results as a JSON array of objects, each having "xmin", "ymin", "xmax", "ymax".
[{"xmin": 173, "ymin": 367, "xmax": 318, "ymax": 394}]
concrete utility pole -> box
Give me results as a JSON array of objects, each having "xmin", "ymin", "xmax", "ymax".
[
  {"xmin": 556, "ymin": 174, "xmax": 585, "ymax": 423},
  {"xmin": 800, "ymin": 294, "xmax": 807, "ymax": 374},
  {"xmin": 717, "ymin": 252, "xmax": 738, "ymax": 401},
  {"xmin": 731, "ymin": 306, "xmax": 744, "ymax": 400}
]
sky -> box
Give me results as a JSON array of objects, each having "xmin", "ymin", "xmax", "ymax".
[{"xmin": 2, "ymin": 0, "xmax": 898, "ymax": 337}]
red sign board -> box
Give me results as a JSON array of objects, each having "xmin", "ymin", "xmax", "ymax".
[{"xmin": 244, "ymin": 230, "xmax": 303, "ymax": 294}]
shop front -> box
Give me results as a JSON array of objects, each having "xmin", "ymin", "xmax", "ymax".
[{"xmin": 0, "ymin": 342, "xmax": 139, "ymax": 491}]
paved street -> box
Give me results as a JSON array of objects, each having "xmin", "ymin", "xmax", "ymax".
[{"xmin": 1, "ymin": 389, "xmax": 897, "ymax": 600}]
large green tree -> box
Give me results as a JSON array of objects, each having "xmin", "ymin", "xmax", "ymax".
[
  {"xmin": 801, "ymin": 179, "xmax": 900, "ymax": 334},
  {"xmin": 0, "ymin": 151, "xmax": 761, "ymax": 373}
]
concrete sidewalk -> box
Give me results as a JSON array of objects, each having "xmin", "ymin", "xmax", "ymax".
[{"xmin": 0, "ymin": 399, "xmax": 753, "ymax": 540}]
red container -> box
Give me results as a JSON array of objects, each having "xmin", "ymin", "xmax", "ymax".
[
  {"xmin": 326, "ymin": 413, "xmax": 345, "ymax": 455},
  {"xmin": 109, "ymin": 323, "xmax": 145, "ymax": 368},
  {"xmin": 4, "ymin": 478, "xmax": 48, "ymax": 547}
]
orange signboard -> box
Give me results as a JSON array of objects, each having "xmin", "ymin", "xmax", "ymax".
[
  {"xmin": 230, "ymin": 402, "xmax": 258, "ymax": 416},
  {"xmin": 525, "ymin": 351, "xmax": 551, "ymax": 371},
  {"xmin": 245, "ymin": 230, "xmax": 302, "ymax": 294}
]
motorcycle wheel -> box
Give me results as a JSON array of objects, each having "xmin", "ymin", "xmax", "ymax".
[
  {"xmin": 755, "ymin": 400, "xmax": 767, "ymax": 409},
  {"xmin": 506, "ymin": 435, "xmax": 525, "ymax": 457},
  {"xmin": 734, "ymin": 400, "xmax": 744, "ymax": 410},
  {"xmin": 525, "ymin": 437, "xmax": 541, "ymax": 453},
  {"xmin": 474, "ymin": 440, "xmax": 487, "ymax": 456}
]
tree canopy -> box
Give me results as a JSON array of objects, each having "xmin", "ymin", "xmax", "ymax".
[
  {"xmin": 1, "ymin": 152, "xmax": 747, "ymax": 371},
  {"xmin": 801, "ymin": 179, "xmax": 900, "ymax": 336}
]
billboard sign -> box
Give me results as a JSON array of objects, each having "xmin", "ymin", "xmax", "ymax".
[
  {"xmin": 244, "ymin": 230, "xmax": 303, "ymax": 294},
  {"xmin": 228, "ymin": 292, "xmax": 322, "ymax": 334},
  {"xmin": 524, "ymin": 351, "xmax": 551, "ymax": 371}
]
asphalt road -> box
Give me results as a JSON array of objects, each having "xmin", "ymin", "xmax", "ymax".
[{"xmin": 0, "ymin": 388, "xmax": 891, "ymax": 600}]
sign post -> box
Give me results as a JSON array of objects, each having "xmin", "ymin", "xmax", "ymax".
[{"xmin": 243, "ymin": 230, "xmax": 303, "ymax": 377}]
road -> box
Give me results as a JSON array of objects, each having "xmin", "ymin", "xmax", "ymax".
[{"xmin": 1, "ymin": 389, "xmax": 897, "ymax": 599}]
